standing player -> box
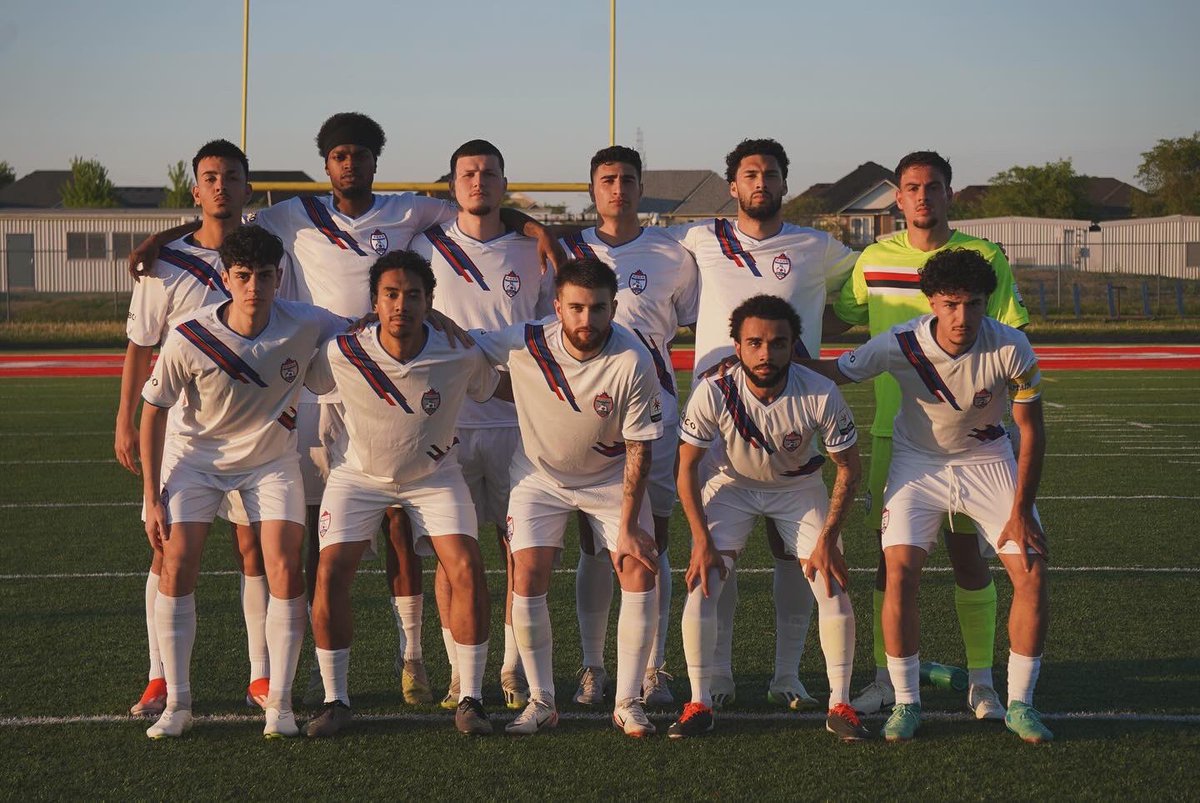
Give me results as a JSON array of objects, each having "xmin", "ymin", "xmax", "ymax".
[
  {"xmin": 825, "ymin": 151, "xmax": 1029, "ymax": 719},
  {"xmin": 410, "ymin": 139, "xmax": 554, "ymax": 711},
  {"xmin": 666, "ymin": 138, "xmax": 857, "ymax": 709},
  {"xmin": 559, "ymin": 145, "xmax": 699, "ymax": 708},
  {"xmin": 811, "ymin": 249, "xmax": 1052, "ymax": 743},
  {"xmin": 116, "ymin": 139, "xmax": 269, "ymax": 718},
  {"xmin": 303, "ymin": 250, "xmax": 501, "ymax": 737},
  {"xmin": 139, "ymin": 226, "xmax": 348, "ymax": 738},
  {"xmin": 671, "ymin": 295, "xmax": 867, "ymax": 741},
  {"xmin": 474, "ymin": 259, "xmax": 664, "ymax": 736}
]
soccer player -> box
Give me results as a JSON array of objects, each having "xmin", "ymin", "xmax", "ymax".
[
  {"xmin": 559, "ymin": 145, "xmax": 699, "ymax": 709},
  {"xmin": 810, "ymin": 248, "xmax": 1051, "ymax": 743},
  {"xmin": 410, "ymin": 139, "xmax": 554, "ymax": 712},
  {"xmin": 139, "ymin": 225, "xmax": 349, "ymax": 739},
  {"xmin": 116, "ymin": 139, "xmax": 270, "ymax": 718},
  {"xmin": 825, "ymin": 151, "xmax": 1029, "ymax": 719},
  {"xmin": 303, "ymin": 250, "xmax": 502, "ymax": 737},
  {"xmin": 670, "ymin": 295, "xmax": 867, "ymax": 741},
  {"xmin": 474, "ymin": 258, "xmax": 664, "ymax": 736},
  {"xmin": 666, "ymin": 138, "xmax": 857, "ymax": 709}
]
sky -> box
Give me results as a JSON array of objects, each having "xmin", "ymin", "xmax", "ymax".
[{"xmin": 2, "ymin": 0, "xmax": 1197, "ymax": 209}]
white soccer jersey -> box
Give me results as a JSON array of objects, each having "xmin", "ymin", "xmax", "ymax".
[
  {"xmin": 681, "ymin": 363, "xmax": 857, "ymax": 491},
  {"xmin": 305, "ymin": 323, "xmax": 499, "ymax": 484},
  {"xmin": 412, "ymin": 221, "xmax": 554, "ymax": 429},
  {"xmin": 127, "ymin": 235, "xmax": 232, "ymax": 347},
  {"xmin": 665, "ymin": 220, "xmax": 856, "ymax": 378},
  {"xmin": 559, "ymin": 226, "xmax": 700, "ymax": 423},
  {"xmin": 142, "ymin": 299, "xmax": 348, "ymax": 473},
  {"xmin": 836, "ymin": 315, "xmax": 1041, "ymax": 464},
  {"xmin": 475, "ymin": 318, "xmax": 664, "ymax": 489}
]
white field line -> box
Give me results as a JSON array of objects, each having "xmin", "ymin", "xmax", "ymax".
[
  {"xmin": 0, "ymin": 459, "xmax": 116, "ymax": 465},
  {"xmin": 0, "ymin": 431, "xmax": 112, "ymax": 436},
  {"xmin": 1046, "ymin": 403, "xmax": 1200, "ymax": 407}
]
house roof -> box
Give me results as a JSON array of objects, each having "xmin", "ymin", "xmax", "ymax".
[
  {"xmin": 0, "ymin": 168, "xmax": 317, "ymax": 209},
  {"xmin": 796, "ymin": 161, "xmax": 895, "ymax": 213}
]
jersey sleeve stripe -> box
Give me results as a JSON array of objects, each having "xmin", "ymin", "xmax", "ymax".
[
  {"xmin": 336, "ymin": 334, "xmax": 414, "ymax": 412},
  {"xmin": 633, "ymin": 328, "xmax": 677, "ymax": 397},
  {"xmin": 524, "ymin": 323, "xmax": 580, "ymax": 412},
  {"xmin": 160, "ymin": 248, "xmax": 230, "ymax": 297},
  {"xmin": 423, "ymin": 226, "xmax": 490, "ymax": 290},
  {"xmin": 895, "ymin": 330, "xmax": 961, "ymax": 410},
  {"xmin": 714, "ymin": 218, "xmax": 760, "ymax": 276},
  {"xmin": 301, "ymin": 197, "xmax": 367, "ymax": 256},
  {"xmin": 714, "ymin": 375, "xmax": 774, "ymax": 453},
  {"xmin": 177, "ymin": 320, "xmax": 268, "ymax": 387}
]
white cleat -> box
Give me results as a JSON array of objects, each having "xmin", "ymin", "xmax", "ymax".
[
  {"xmin": 767, "ymin": 679, "xmax": 820, "ymax": 711},
  {"xmin": 642, "ymin": 667, "xmax": 675, "ymax": 707},
  {"xmin": 968, "ymin": 684, "xmax": 1007, "ymax": 721},
  {"xmin": 613, "ymin": 697, "xmax": 656, "ymax": 737},
  {"xmin": 505, "ymin": 699, "xmax": 559, "ymax": 735},
  {"xmin": 264, "ymin": 707, "xmax": 300, "ymax": 739},
  {"xmin": 850, "ymin": 679, "xmax": 895, "ymax": 715},
  {"xmin": 146, "ymin": 708, "xmax": 193, "ymax": 739},
  {"xmin": 710, "ymin": 675, "xmax": 736, "ymax": 710},
  {"xmin": 573, "ymin": 665, "xmax": 608, "ymax": 706}
]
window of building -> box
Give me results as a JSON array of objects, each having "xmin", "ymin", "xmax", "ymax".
[
  {"xmin": 112, "ymin": 232, "xmax": 153, "ymax": 260},
  {"xmin": 66, "ymin": 232, "xmax": 107, "ymax": 260}
]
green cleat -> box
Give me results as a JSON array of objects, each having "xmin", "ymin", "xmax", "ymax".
[
  {"xmin": 882, "ymin": 702, "xmax": 922, "ymax": 742},
  {"xmin": 1005, "ymin": 701, "xmax": 1054, "ymax": 743}
]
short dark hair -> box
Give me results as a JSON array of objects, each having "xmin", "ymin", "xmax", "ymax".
[
  {"xmin": 369, "ymin": 250, "xmax": 436, "ymax": 300},
  {"xmin": 895, "ymin": 151, "xmax": 952, "ymax": 186},
  {"xmin": 219, "ymin": 225, "xmax": 283, "ymax": 271},
  {"xmin": 589, "ymin": 145, "xmax": 642, "ymax": 181},
  {"xmin": 450, "ymin": 139, "xmax": 505, "ymax": 178},
  {"xmin": 192, "ymin": 139, "xmax": 249, "ymax": 179},
  {"xmin": 316, "ymin": 112, "xmax": 386, "ymax": 159},
  {"xmin": 554, "ymin": 257, "xmax": 618, "ymax": 299},
  {"xmin": 919, "ymin": 249, "xmax": 997, "ymax": 298},
  {"xmin": 724, "ymin": 138, "xmax": 789, "ymax": 182},
  {"xmin": 729, "ymin": 294, "xmax": 801, "ymax": 341}
]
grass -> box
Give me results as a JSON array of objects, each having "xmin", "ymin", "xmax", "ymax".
[{"xmin": 0, "ymin": 369, "xmax": 1198, "ymax": 799}]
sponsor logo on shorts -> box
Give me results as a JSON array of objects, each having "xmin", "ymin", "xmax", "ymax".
[
  {"xmin": 280, "ymin": 358, "xmax": 299, "ymax": 383},
  {"xmin": 628, "ymin": 269, "xmax": 647, "ymax": 295},
  {"xmin": 782, "ymin": 431, "xmax": 802, "ymax": 451},
  {"xmin": 973, "ymin": 389, "xmax": 993, "ymax": 409},
  {"xmin": 593, "ymin": 391, "xmax": 613, "ymax": 418},
  {"xmin": 772, "ymin": 253, "xmax": 791, "ymax": 280},
  {"xmin": 502, "ymin": 270, "xmax": 521, "ymax": 298},
  {"xmin": 370, "ymin": 229, "xmax": 389, "ymax": 256},
  {"xmin": 880, "ymin": 507, "xmax": 889, "ymax": 533},
  {"xmin": 318, "ymin": 510, "xmax": 331, "ymax": 539},
  {"xmin": 505, "ymin": 515, "xmax": 514, "ymax": 542},
  {"xmin": 650, "ymin": 394, "xmax": 663, "ymax": 423},
  {"xmin": 421, "ymin": 388, "xmax": 441, "ymax": 415}
]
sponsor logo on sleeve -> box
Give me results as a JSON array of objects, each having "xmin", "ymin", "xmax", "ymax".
[
  {"xmin": 650, "ymin": 393, "xmax": 663, "ymax": 423},
  {"xmin": 837, "ymin": 409, "xmax": 856, "ymax": 436}
]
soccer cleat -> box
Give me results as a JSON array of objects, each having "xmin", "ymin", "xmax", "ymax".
[
  {"xmin": 850, "ymin": 679, "xmax": 896, "ymax": 715},
  {"xmin": 767, "ymin": 679, "xmax": 820, "ymax": 711},
  {"xmin": 968, "ymin": 684, "xmax": 1007, "ymax": 721},
  {"xmin": 642, "ymin": 667, "xmax": 675, "ymax": 707},
  {"xmin": 303, "ymin": 663, "xmax": 325, "ymax": 708},
  {"xmin": 263, "ymin": 707, "xmax": 300, "ymax": 739},
  {"xmin": 146, "ymin": 708, "xmax": 193, "ymax": 739},
  {"xmin": 612, "ymin": 697, "xmax": 656, "ymax": 737},
  {"xmin": 573, "ymin": 665, "xmax": 608, "ymax": 706},
  {"xmin": 505, "ymin": 699, "xmax": 559, "ymax": 735},
  {"xmin": 440, "ymin": 674, "xmax": 461, "ymax": 711},
  {"xmin": 246, "ymin": 677, "xmax": 269, "ymax": 710},
  {"xmin": 455, "ymin": 696, "xmax": 493, "ymax": 736},
  {"xmin": 304, "ymin": 700, "xmax": 352, "ymax": 738},
  {"xmin": 882, "ymin": 702, "xmax": 922, "ymax": 742},
  {"xmin": 130, "ymin": 678, "xmax": 167, "ymax": 717},
  {"xmin": 399, "ymin": 658, "xmax": 433, "ymax": 705},
  {"xmin": 501, "ymin": 666, "xmax": 530, "ymax": 710},
  {"xmin": 667, "ymin": 702, "xmax": 714, "ymax": 739},
  {"xmin": 1005, "ymin": 701, "xmax": 1054, "ymax": 743},
  {"xmin": 710, "ymin": 675, "xmax": 736, "ymax": 710},
  {"xmin": 825, "ymin": 703, "xmax": 872, "ymax": 742}
]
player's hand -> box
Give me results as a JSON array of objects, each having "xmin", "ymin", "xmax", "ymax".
[
  {"xmin": 426, "ymin": 309, "xmax": 474, "ymax": 349},
  {"xmin": 804, "ymin": 538, "xmax": 849, "ymax": 597},
  {"xmin": 348, "ymin": 312, "xmax": 378, "ymax": 333},
  {"xmin": 697, "ymin": 355, "xmax": 738, "ymax": 380},
  {"xmin": 614, "ymin": 525, "xmax": 658, "ymax": 575},
  {"xmin": 114, "ymin": 420, "xmax": 140, "ymax": 476},
  {"xmin": 536, "ymin": 231, "xmax": 567, "ymax": 275},
  {"xmin": 145, "ymin": 499, "xmax": 168, "ymax": 550},
  {"xmin": 128, "ymin": 236, "xmax": 161, "ymax": 281},
  {"xmin": 685, "ymin": 536, "xmax": 727, "ymax": 598},
  {"xmin": 997, "ymin": 511, "xmax": 1048, "ymax": 571}
]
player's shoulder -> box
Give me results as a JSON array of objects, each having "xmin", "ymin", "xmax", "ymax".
[
  {"xmin": 980, "ymin": 315, "xmax": 1030, "ymax": 347},
  {"xmin": 246, "ymin": 195, "xmax": 304, "ymax": 226},
  {"xmin": 947, "ymin": 231, "xmax": 1003, "ymax": 259},
  {"xmin": 151, "ymin": 236, "xmax": 221, "ymax": 277},
  {"xmin": 788, "ymin": 362, "xmax": 839, "ymax": 396}
]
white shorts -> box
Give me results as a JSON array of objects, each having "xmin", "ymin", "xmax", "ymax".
[
  {"xmin": 505, "ymin": 467, "xmax": 653, "ymax": 553},
  {"xmin": 298, "ymin": 402, "xmax": 347, "ymax": 506},
  {"xmin": 318, "ymin": 461, "xmax": 478, "ymax": 558},
  {"xmin": 647, "ymin": 423, "xmax": 679, "ymax": 519},
  {"xmin": 455, "ymin": 426, "xmax": 520, "ymax": 530},
  {"xmin": 881, "ymin": 457, "xmax": 1043, "ymax": 556},
  {"xmin": 702, "ymin": 478, "xmax": 832, "ymax": 559},
  {"xmin": 163, "ymin": 452, "xmax": 305, "ymax": 526},
  {"xmin": 143, "ymin": 447, "xmax": 250, "ymax": 526}
]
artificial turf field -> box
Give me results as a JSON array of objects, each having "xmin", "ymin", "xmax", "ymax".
[{"xmin": 1, "ymin": 365, "xmax": 1198, "ymax": 800}]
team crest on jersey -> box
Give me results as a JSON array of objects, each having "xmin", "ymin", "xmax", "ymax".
[
  {"xmin": 421, "ymin": 388, "xmax": 442, "ymax": 415},
  {"xmin": 503, "ymin": 271, "xmax": 521, "ymax": 298},
  {"xmin": 593, "ymin": 392, "xmax": 614, "ymax": 418},
  {"xmin": 973, "ymin": 389, "xmax": 993, "ymax": 409},
  {"xmin": 628, "ymin": 270, "xmax": 648, "ymax": 295},
  {"xmin": 772, "ymin": 253, "xmax": 791, "ymax": 280},
  {"xmin": 782, "ymin": 431, "xmax": 802, "ymax": 452},
  {"xmin": 280, "ymin": 358, "xmax": 299, "ymax": 383},
  {"xmin": 370, "ymin": 229, "xmax": 389, "ymax": 256},
  {"xmin": 318, "ymin": 510, "xmax": 331, "ymax": 539}
]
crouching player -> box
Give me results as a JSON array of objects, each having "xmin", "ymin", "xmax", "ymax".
[
  {"xmin": 140, "ymin": 226, "xmax": 349, "ymax": 738},
  {"xmin": 810, "ymin": 249, "xmax": 1052, "ymax": 743},
  {"xmin": 303, "ymin": 250, "xmax": 500, "ymax": 737},
  {"xmin": 670, "ymin": 295, "xmax": 866, "ymax": 741}
]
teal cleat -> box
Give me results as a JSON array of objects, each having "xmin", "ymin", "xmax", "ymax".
[
  {"xmin": 1005, "ymin": 701, "xmax": 1054, "ymax": 743},
  {"xmin": 882, "ymin": 702, "xmax": 922, "ymax": 742}
]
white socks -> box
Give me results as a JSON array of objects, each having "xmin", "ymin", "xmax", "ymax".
[
  {"xmin": 615, "ymin": 588, "xmax": 656, "ymax": 702},
  {"xmin": 265, "ymin": 595, "xmax": 307, "ymax": 712},
  {"xmin": 502, "ymin": 623, "xmax": 521, "ymax": 674},
  {"xmin": 1007, "ymin": 651, "xmax": 1042, "ymax": 705},
  {"xmin": 316, "ymin": 646, "xmax": 350, "ymax": 705},
  {"xmin": 771, "ymin": 559, "xmax": 814, "ymax": 686},
  {"xmin": 575, "ymin": 551, "xmax": 613, "ymax": 667},
  {"xmin": 970, "ymin": 667, "xmax": 995, "ymax": 688},
  {"xmin": 441, "ymin": 627, "xmax": 458, "ymax": 682},
  {"xmin": 648, "ymin": 551, "xmax": 671, "ymax": 670},
  {"xmin": 145, "ymin": 571, "xmax": 163, "ymax": 681},
  {"xmin": 887, "ymin": 653, "xmax": 921, "ymax": 705},
  {"xmin": 240, "ymin": 573, "xmax": 270, "ymax": 681},
  {"xmin": 391, "ymin": 595, "xmax": 423, "ymax": 661},
  {"xmin": 155, "ymin": 592, "xmax": 196, "ymax": 711},
  {"xmin": 456, "ymin": 641, "xmax": 488, "ymax": 702},
  {"xmin": 681, "ymin": 558, "xmax": 731, "ymax": 706},
  {"xmin": 805, "ymin": 571, "xmax": 855, "ymax": 707},
  {"xmin": 713, "ymin": 566, "xmax": 737, "ymax": 678},
  {"xmin": 511, "ymin": 593, "xmax": 554, "ymax": 703}
]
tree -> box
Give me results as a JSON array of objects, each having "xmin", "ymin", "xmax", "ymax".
[
  {"xmin": 60, "ymin": 156, "xmax": 118, "ymax": 208},
  {"xmin": 1134, "ymin": 132, "xmax": 1200, "ymax": 216},
  {"xmin": 781, "ymin": 193, "xmax": 828, "ymax": 227},
  {"xmin": 0, "ymin": 161, "xmax": 14, "ymax": 190},
  {"xmin": 979, "ymin": 159, "xmax": 1092, "ymax": 220},
  {"xmin": 161, "ymin": 160, "xmax": 194, "ymax": 208}
]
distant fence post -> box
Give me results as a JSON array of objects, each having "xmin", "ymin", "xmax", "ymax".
[
  {"xmin": 1178, "ymin": 281, "xmax": 1187, "ymax": 317},
  {"xmin": 1073, "ymin": 283, "xmax": 1082, "ymax": 318},
  {"xmin": 1106, "ymin": 283, "xmax": 1118, "ymax": 318},
  {"xmin": 1037, "ymin": 281, "xmax": 1047, "ymax": 319},
  {"xmin": 1141, "ymin": 282, "xmax": 1152, "ymax": 317}
]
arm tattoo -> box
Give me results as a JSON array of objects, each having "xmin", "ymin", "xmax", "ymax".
[{"xmin": 623, "ymin": 440, "xmax": 651, "ymax": 499}]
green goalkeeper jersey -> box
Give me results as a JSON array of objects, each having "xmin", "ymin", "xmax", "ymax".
[{"xmin": 832, "ymin": 230, "xmax": 1029, "ymax": 437}]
